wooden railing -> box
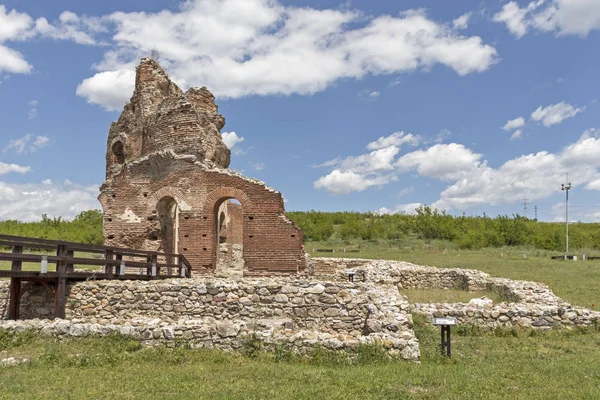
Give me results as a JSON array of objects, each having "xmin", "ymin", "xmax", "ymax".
[
  {"xmin": 0, "ymin": 234, "xmax": 192, "ymax": 279},
  {"xmin": 0, "ymin": 234, "xmax": 193, "ymax": 320}
]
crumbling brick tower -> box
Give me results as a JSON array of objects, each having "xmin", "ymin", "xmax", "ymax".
[{"xmin": 99, "ymin": 58, "xmax": 306, "ymax": 275}]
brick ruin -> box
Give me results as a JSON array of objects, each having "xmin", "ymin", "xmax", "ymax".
[{"xmin": 99, "ymin": 58, "xmax": 306, "ymax": 276}]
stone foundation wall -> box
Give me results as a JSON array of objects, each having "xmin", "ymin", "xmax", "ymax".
[
  {"xmin": 313, "ymin": 258, "xmax": 600, "ymax": 329},
  {"xmin": 0, "ymin": 278, "xmax": 419, "ymax": 360}
]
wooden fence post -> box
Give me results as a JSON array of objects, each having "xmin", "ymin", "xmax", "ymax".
[
  {"xmin": 8, "ymin": 245, "xmax": 23, "ymax": 320},
  {"xmin": 54, "ymin": 244, "xmax": 68, "ymax": 319},
  {"xmin": 104, "ymin": 249, "xmax": 114, "ymax": 279}
]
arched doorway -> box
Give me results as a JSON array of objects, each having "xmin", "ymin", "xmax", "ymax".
[
  {"xmin": 157, "ymin": 197, "xmax": 179, "ymax": 260},
  {"xmin": 214, "ymin": 198, "xmax": 244, "ymax": 276}
]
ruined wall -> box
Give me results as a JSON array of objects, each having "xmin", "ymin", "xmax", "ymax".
[
  {"xmin": 100, "ymin": 58, "xmax": 306, "ymax": 275},
  {"xmin": 309, "ymin": 258, "xmax": 600, "ymax": 330},
  {"xmin": 0, "ymin": 279, "xmax": 420, "ymax": 360}
]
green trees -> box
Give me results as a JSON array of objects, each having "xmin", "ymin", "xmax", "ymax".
[
  {"xmin": 286, "ymin": 209, "xmax": 599, "ymax": 251},
  {"xmin": 1, "ymin": 208, "xmax": 597, "ymax": 252},
  {"xmin": 0, "ymin": 210, "xmax": 104, "ymax": 245}
]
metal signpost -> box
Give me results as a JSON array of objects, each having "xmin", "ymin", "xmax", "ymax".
[{"xmin": 433, "ymin": 317, "xmax": 457, "ymax": 357}]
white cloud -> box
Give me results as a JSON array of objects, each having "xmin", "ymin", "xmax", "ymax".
[
  {"xmin": 502, "ymin": 116, "xmax": 525, "ymax": 131},
  {"xmin": 313, "ymin": 169, "xmax": 391, "ymax": 195},
  {"xmin": 76, "ymin": 69, "xmax": 136, "ymax": 111},
  {"xmin": 315, "ymin": 131, "xmax": 421, "ymax": 195},
  {"xmin": 0, "ymin": 179, "xmax": 100, "ymax": 222},
  {"xmin": 431, "ymin": 129, "xmax": 600, "ymax": 210},
  {"xmin": 510, "ymin": 129, "xmax": 523, "ymax": 140},
  {"xmin": 315, "ymin": 126, "xmax": 600, "ymax": 213},
  {"xmin": 453, "ymin": 12, "xmax": 472, "ymax": 30},
  {"xmin": 324, "ymin": 146, "xmax": 401, "ymax": 175},
  {"xmin": 0, "ymin": 161, "xmax": 31, "ymax": 175},
  {"xmin": 0, "ymin": 44, "xmax": 32, "ymax": 74},
  {"xmin": 34, "ymin": 11, "xmax": 105, "ymax": 46},
  {"xmin": 367, "ymin": 131, "xmax": 420, "ymax": 150},
  {"xmin": 377, "ymin": 202, "xmax": 422, "ymax": 215},
  {"xmin": 75, "ymin": 1, "xmax": 498, "ymax": 109},
  {"xmin": 42, "ymin": 179, "xmax": 52, "ymax": 185},
  {"xmin": 5, "ymin": 134, "xmax": 51, "ymax": 154},
  {"xmin": 251, "ymin": 162, "xmax": 264, "ymax": 171},
  {"xmin": 494, "ymin": 0, "xmax": 600, "ymax": 37},
  {"xmin": 221, "ymin": 131, "xmax": 245, "ymax": 150},
  {"xmin": 395, "ymin": 143, "xmax": 484, "ymax": 181},
  {"xmin": 531, "ymin": 101, "xmax": 583, "ymax": 127},
  {"xmin": 0, "ymin": 6, "xmax": 102, "ymax": 75}
]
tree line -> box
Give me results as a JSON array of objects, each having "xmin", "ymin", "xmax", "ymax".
[
  {"xmin": 286, "ymin": 206, "xmax": 600, "ymax": 251},
  {"xmin": 1, "ymin": 206, "xmax": 598, "ymax": 251},
  {"xmin": 0, "ymin": 210, "xmax": 104, "ymax": 245}
]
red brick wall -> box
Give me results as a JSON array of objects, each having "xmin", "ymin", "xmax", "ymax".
[{"xmin": 100, "ymin": 156, "xmax": 306, "ymax": 276}]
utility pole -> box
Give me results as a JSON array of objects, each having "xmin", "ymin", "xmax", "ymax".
[
  {"xmin": 534, "ymin": 205, "xmax": 538, "ymax": 221},
  {"xmin": 522, "ymin": 197, "xmax": 528, "ymax": 218},
  {"xmin": 561, "ymin": 179, "xmax": 572, "ymax": 254}
]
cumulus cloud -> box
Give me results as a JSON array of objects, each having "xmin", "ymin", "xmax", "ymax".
[
  {"xmin": 34, "ymin": 11, "xmax": 105, "ymax": 46},
  {"xmin": 251, "ymin": 162, "xmax": 265, "ymax": 171},
  {"xmin": 221, "ymin": 131, "xmax": 245, "ymax": 150},
  {"xmin": 453, "ymin": 12, "xmax": 472, "ymax": 30},
  {"xmin": 502, "ymin": 116, "xmax": 525, "ymax": 131},
  {"xmin": 493, "ymin": 0, "xmax": 600, "ymax": 37},
  {"xmin": 531, "ymin": 101, "xmax": 583, "ymax": 127},
  {"xmin": 315, "ymin": 126, "xmax": 600, "ymax": 213},
  {"xmin": 0, "ymin": 6, "xmax": 104, "ymax": 75},
  {"xmin": 431, "ymin": 129, "xmax": 600, "ymax": 210},
  {"xmin": 367, "ymin": 131, "xmax": 420, "ymax": 150},
  {"xmin": 314, "ymin": 170, "xmax": 392, "ymax": 195},
  {"xmin": 76, "ymin": 69, "xmax": 136, "ymax": 111},
  {"xmin": 0, "ymin": 6, "xmax": 34, "ymax": 73},
  {"xmin": 73, "ymin": 1, "xmax": 498, "ymax": 110},
  {"xmin": 0, "ymin": 179, "xmax": 100, "ymax": 222},
  {"xmin": 5, "ymin": 134, "xmax": 51, "ymax": 154},
  {"xmin": 510, "ymin": 129, "xmax": 523, "ymax": 140},
  {"xmin": 395, "ymin": 143, "xmax": 483, "ymax": 181},
  {"xmin": 314, "ymin": 131, "xmax": 422, "ymax": 195},
  {"xmin": 0, "ymin": 161, "xmax": 31, "ymax": 175}
]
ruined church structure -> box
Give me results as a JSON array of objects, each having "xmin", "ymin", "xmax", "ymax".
[{"xmin": 99, "ymin": 58, "xmax": 306, "ymax": 276}]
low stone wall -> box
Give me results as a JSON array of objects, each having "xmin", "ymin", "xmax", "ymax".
[
  {"xmin": 318, "ymin": 258, "xmax": 489, "ymax": 291},
  {"xmin": 313, "ymin": 258, "xmax": 600, "ymax": 330},
  {"xmin": 2, "ymin": 257, "xmax": 598, "ymax": 358},
  {"xmin": 0, "ymin": 278, "xmax": 419, "ymax": 360}
]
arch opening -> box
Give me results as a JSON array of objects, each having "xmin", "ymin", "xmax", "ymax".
[
  {"xmin": 157, "ymin": 196, "xmax": 179, "ymax": 261},
  {"xmin": 111, "ymin": 141, "xmax": 125, "ymax": 164},
  {"xmin": 214, "ymin": 198, "xmax": 244, "ymax": 276}
]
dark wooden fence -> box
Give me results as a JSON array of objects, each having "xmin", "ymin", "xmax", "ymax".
[{"xmin": 0, "ymin": 234, "xmax": 193, "ymax": 320}]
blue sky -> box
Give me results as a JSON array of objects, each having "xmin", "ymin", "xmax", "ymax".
[{"xmin": 1, "ymin": 0, "xmax": 600, "ymax": 222}]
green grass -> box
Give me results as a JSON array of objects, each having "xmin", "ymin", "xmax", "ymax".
[
  {"xmin": 401, "ymin": 288, "xmax": 504, "ymax": 304},
  {"xmin": 310, "ymin": 239, "xmax": 600, "ymax": 310},
  {"xmin": 0, "ymin": 324, "xmax": 599, "ymax": 399}
]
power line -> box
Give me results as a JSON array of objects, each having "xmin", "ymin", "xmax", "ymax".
[
  {"xmin": 522, "ymin": 197, "xmax": 528, "ymax": 217},
  {"xmin": 534, "ymin": 205, "xmax": 538, "ymax": 220}
]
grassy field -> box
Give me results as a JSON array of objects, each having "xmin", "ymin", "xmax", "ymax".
[
  {"xmin": 0, "ymin": 320, "xmax": 599, "ymax": 399},
  {"xmin": 309, "ymin": 239, "xmax": 600, "ymax": 311}
]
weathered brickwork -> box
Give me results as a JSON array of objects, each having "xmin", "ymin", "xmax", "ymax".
[{"xmin": 100, "ymin": 59, "xmax": 306, "ymax": 275}]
